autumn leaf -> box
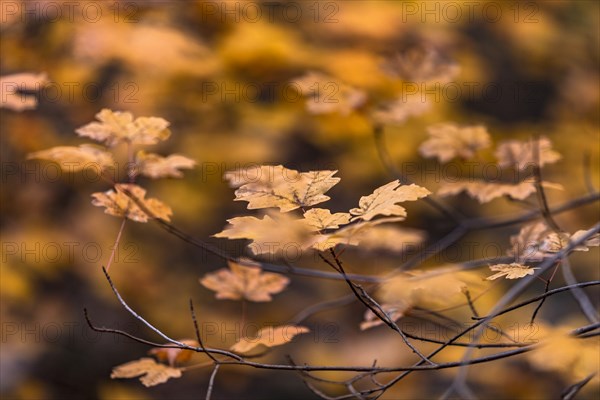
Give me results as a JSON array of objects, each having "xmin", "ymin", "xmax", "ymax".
[
  {"xmin": 110, "ymin": 358, "xmax": 182, "ymax": 387},
  {"xmin": 437, "ymin": 180, "xmax": 563, "ymax": 203},
  {"xmin": 349, "ymin": 180, "xmax": 430, "ymax": 221},
  {"xmin": 200, "ymin": 259, "xmax": 289, "ymax": 302},
  {"xmin": 230, "ymin": 325, "xmax": 310, "ymax": 354},
  {"xmin": 0, "ymin": 72, "xmax": 48, "ymax": 111},
  {"xmin": 148, "ymin": 339, "xmax": 199, "ymax": 367},
  {"xmin": 381, "ymin": 45, "xmax": 460, "ymax": 83},
  {"xmin": 27, "ymin": 144, "xmax": 115, "ymax": 172},
  {"xmin": 486, "ymin": 263, "xmax": 539, "ymax": 280},
  {"xmin": 371, "ymin": 95, "xmax": 430, "ymax": 126},
  {"xmin": 495, "ymin": 137, "xmax": 561, "ymax": 170},
  {"xmin": 293, "ymin": 71, "xmax": 367, "ymax": 115},
  {"xmin": 227, "ymin": 165, "xmax": 340, "ymax": 212},
  {"xmin": 213, "ymin": 212, "xmax": 315, "ymax": 255},
  {"xmin": 419, "ymin": 123, "xmax": 491, "ymax": 162},
  {"xmin": 380, "ymin": 269, "xmax": 483, "ymax": 311},
  {"xmin": 509, "ymin": 222, "xmax": 600, "ymax": 260},
  {"xmin": 526, "ymin": 325, "xmax": 600, "ymax": 381},
  {"xmin": 136, "ymin": 151, "xmax": 196, "ymax": 179},
  {"xmin": 360, "ymin": 303, "xmax": 408, "ymax": 331},
  {"xmin": 76, "ymin": 109, "xmax": 171, "ymax": 147},
  {"xmin": 303, "ymin": 208, "xmax": 351, "ymax": 231},
  {"xmin": 91, "ymin": 184, "xmax": 172, "ymax": 222}
]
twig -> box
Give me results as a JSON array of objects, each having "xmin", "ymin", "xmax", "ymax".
[
  {"xmin": 561, "ymin": 258, "xmax": 599, "ymax": 323},
  {"xmin": 205, "ymin": 364, "xmax": 220, "ymax": 400},
  {"xmin": 190, "ymin": 299, "xmax": 220, "ymax": 363},
  {"xmin": 105, "ymin": 218, "xmax": 127, "ymax": 272},
  {"xmin": 561, "ymin": 372, "xmax": 597, "ymax": 400}
]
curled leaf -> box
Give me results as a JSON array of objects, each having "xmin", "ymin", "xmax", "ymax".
[
  {"xmin": 349, "ymin": 180, "xmax": 430, "ymax": 221},
  {"xmin": 91, "ymin": 183, "xmax": 172, "ymax": 222},
  {"xmin": 230, "ymin": 325, "xmax": 310, "ymax": 354},
  {"xmin": 148, "ymin": 339, "xmax": 199, "ymax": 367},
  {"xmin": 200, "ymin": 259, "xmax": 289, "ymax": 302},
  {"xmin": 110, "ymin": 358, "xmax": 182, "ymax": 387},
  {"xmin": 486, "ymin": 263, "xmax": 539, "ymax": 280}
]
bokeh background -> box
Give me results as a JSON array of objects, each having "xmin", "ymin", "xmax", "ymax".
[{"xmin": 1, "ymin": 1, "xmax": 599, "ymax": 399}]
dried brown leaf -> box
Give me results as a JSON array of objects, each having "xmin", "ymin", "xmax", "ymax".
[
  {"xmin": 419, "ymin": 123, "xmax": 491, "ymax": 162},
  {"xmin": 110, "ymin": 358, "xmax": 182, "ymax": 387},
  {"xmin": 27, "ymin": 144, "xmax": 115, "ymax": 172},
  {"xmin": 136, "ymin": 151, "xmax": 196, "ymax": 179},
  {"xmin": 486, "ymin": 263, "xmax": 539, "ymax": 280},
  {"xmin": 495, "ymin": 137, "xmax": 561, "ymax": 170}
]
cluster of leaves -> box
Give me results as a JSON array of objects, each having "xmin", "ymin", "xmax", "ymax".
[
  {"xmin": 214, "ymin": 165, "xmax": 430, "ymax": 255},
  {"xmin": 28, "ymin": 109, "xmax": 196, "ymax": 222}
]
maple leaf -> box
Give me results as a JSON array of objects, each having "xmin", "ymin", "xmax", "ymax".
[
  {"xmin": 136, "ymin": 151, "xmax": 196, "ymax": 179},
  {"xmin": 349, "ymin": 180, "xmax": 430, "ymax": 221},
  {"xmin": 360, "ymin": 303, "xmax": 408, "ymax": 331},
  {"xmin": 486, "ymin": 263, "xmax": 539, "ymax": 280},
  {"xmin": 495, "ymin": 137, "xmax": 561, "ymax": 170},
  {"xmin": 228, "ymin": 165, "xmax": 340, "ymax": 212},
  {"xmin": 230, "ymin": 325, "xmax": 310, "ymax": 354},
  {"xmin": 293, "ymin": 71, "xmax": 367, "ymax": 115},
  {"xmin": 380, "ymin": 269, "xmax": 483, "ymax": 311},
  {"xmin": 371, "ymin": 95, "xmax": 430, "ymax": 126},
  {"xmin": 199, "ymin": 259, "xmax": 289, "ymax": 302},
  {"xmin": 509, "ymin": 222, "xmax": 600, "ymax": 260},
  {"xmin": 76, "ymin": 109, "xmax": 171, "ymax": 147},
  {"xmin": 380, "ymin": 44, "xmax": 460, "ymax": 83},
  {"xmin": 148, "ymin": 339, "xmax": 199, "ymax": 367},
  {"xmin": 27, "ymin": 144, "xmax": 115, "ymax": 172},
  {"xmin": 437, "ymin": 180, "xmax": 563, "ymax": 203},
  {"xmin": 91, "ymin": 183, "xmax": 172, "ymax": 222},
  {"xmin": 303, "ymin": 208, "xmax": 351, "ymax": 231},
  {"xmin": 0, "ymin": 72, "xmax": 48, "ymax": 111},
  {"xmin": 419, "ymin": 123, "xmax": 491, "ymax": 162},
  {"xmin": 110, "ymin": 357, "xmax": 182, "ymax": 387},
  {"xmin": 213, "ymin": 212, "xmax": 314, "ymax": 255}
]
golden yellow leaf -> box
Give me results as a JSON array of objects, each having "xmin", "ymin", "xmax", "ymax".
[
  {"xmin": 230, "ymin": 325, "xmax": 310, "ymax": 354},
  {"xmin": 419, "ymin": 123, "xmax": 491, "ymax": 162},
  {"xmin": 27, "ymin": 144, "xmax": 115, "ymax": 172},
  {"xmin": 311, "ymin": 218, "xmax": 398, "ymax": 251},
  {"xmin": 303, "ymin": 208, "xmax": 351, "ymax": 231},
  {"xmin": 486, "ymin": 263, "xmax": 539, "ymax": 280},
  {"xmin": 148, "ymin": 339, "xmax": 199, "ymax": 367},
  {"xmin": 91, "ymin": 184, "xmax": 172, "ymax": 223},
  {"xmin": 0, "ymin": 72, "xmax": 48, "ymax": 111},
  {"xmin": 293, "ymin": 71, "xmax": 367, "ymax": 116},
  {"xmin": 349, "ymin": 180, "xmax": 430, "ymax": 221},
  {"xmin": 509, "ymin": 222, "xmax": 600, "ymax": 260},
  {"xmin": 526, "ymin": 325, "xmax": 600, "ymax": 381},
  {"xmin": 437, "ymin": 180, "xmax": 563, "ymax": 203},
  {"xmin": 371, "ymin": 96, "xmax": 431, "ymax": 126},
  {"xmin": 227, "ymin": 165, "xmax": 340, "ymax": 212},
  {"xmin": 380, "ymin": 269, "xmax": 483, "ymax": 311},
  {"xmin": 360, "ymin": 303, "xmax": 408, "ymax": 331},
  {"xmin": 213, "ymin": 212, "xmax": 314, "ymax": 255},
  {"xmin": 110, "ymin": 358, "xmax": 182, "ymax": 387},
  {"xmin": 200, "ymin": 259, "xmax": 289, "ymax": 302},
  {"xmin": 136, "ymin": 151, "xmax": 196, "ymax": 179},
  {"xmin": 495, "ymin": 137, "xmax": 561, "ymax": 170},
  {"xmin": 76, "ymin": 109, "xmax": 171, "ymax": 147}
]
